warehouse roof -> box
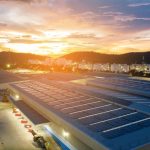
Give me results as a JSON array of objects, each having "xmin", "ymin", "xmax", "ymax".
[{"xmin": 9, "ymin": 80, "xmax": 150, "ymax": 150}]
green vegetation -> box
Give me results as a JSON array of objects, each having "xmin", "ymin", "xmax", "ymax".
[
  {"xmin": 62, "ymin": 51, "xmax": 150, "ymax": 64},
  {"xmin": 0, "ymin": 51, "xmax": 47, "ymax": 69}
]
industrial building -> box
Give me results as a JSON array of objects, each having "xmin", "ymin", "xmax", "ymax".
[{"xmin": 6, "ymin": 77, "xmax": 150, "ymax": 150}]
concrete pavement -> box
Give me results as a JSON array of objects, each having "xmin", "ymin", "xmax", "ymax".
[{"xmin": 0, "ymin": 107, "xmax": 41, "ymax": 150}]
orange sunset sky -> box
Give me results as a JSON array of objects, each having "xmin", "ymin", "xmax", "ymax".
[{"xmin": 0, "ymin": 0, "xmax": 150, "ymax": 56}]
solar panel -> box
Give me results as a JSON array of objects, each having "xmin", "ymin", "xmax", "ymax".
[
  {"xmin": 101, "ymin": 123, "xmax": 142, "ymax": 139},
  {"xmin": 70, "ymin": 112, "xmax": 90, "ymax": 119},
  {"xmin": 61, "ymin": 108, "xmax": 78, "ymax": 114},
  {"xmin": 10, "ymin": 80, "xmax": 150, "ymax": 141},
  {"xmin": 83, "ymin": 107, "xmax": 107, "ymax": 115},
  {"xmin": 94, "ymin": 113, "xmax": 114, "ymax": 121},
  {"xmin": 88, "ymin": 122, "xmax": 113, "ymax": 132},
  {"xmin": 138, "ymin": 119, "xmax": 150, "ymax": 127},
  {"xmin": 91, "ymin": 77, "xmax": 150, "ymax": 94},
  {"xmin": 100, "ymin": 105, "xmax": 120, "ymax": 111},
  {"xmin": 111, "ymin": 108, "xmax": 135, "ymax": 116},
  {"xmin": 124, "ymin": 113, "xmax": 148, "ymax": 122},
  {"xmin": 101, "ymin": 128, "xmax": 125, "ymax": 139},
  {"xmin": 79, "ymin": 117, "xmax": 100, "ymax": 125},
  {"xmin": 97, "ymin": 88, "xmax": 150, "ymax": 110}
]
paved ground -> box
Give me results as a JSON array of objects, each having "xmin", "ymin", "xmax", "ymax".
[{"xmin": 0, "ymin": 102, "xmax": 41, "ymax": 150}]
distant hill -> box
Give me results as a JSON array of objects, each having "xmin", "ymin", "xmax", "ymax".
[
  {"xmin": 0, "ymin": 51, "xmax": 47, "ymax": 65},
  {"xmin": 0, "ymin": 51, "xmax": 150, "ymax": 66},
  {"xmin": 62, "ymin": 51, "xmax": 150, "ymax": 64}
]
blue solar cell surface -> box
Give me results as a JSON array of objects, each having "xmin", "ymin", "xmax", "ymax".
[
  {"xmin": 10, "ymin": 80, "xmax": 150, "ymax": 142},
  {"xmin": 88, "ymin": 77, "xmax": 150, "ymax": 113}
]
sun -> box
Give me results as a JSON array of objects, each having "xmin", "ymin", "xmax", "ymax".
[
  {"xmin": 50, "ymin": 43, "xmax": 68, "ymax": 55},
  {"xmin": 52, "ymin": 46, "xmax": 62, "ymax": 54}
]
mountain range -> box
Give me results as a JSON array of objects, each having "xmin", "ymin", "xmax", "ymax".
[
  {"xmin": 62, "ymin": 51, "xmax": 150, "ymax": 64},
  {"xmin": 0, "ymin": 51, "xmax": 46, "ymax": 66},
  {"xmin": 0, "ymin": 51, "xmax": 150, "ymax": 65}
]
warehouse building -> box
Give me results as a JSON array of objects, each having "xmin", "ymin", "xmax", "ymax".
[{"xmin": 7, "ymin": 79, "xmax": 150, "ymax": 150}]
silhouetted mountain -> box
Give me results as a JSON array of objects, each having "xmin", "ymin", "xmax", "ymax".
[
  {"xmin": 0, "ymin": 51, "xmax": 150, "ymax": 66},
  {"xmin": 0, "ymin": 51, "xmax": 47, "ymax": 65},
  {"xmin": 62, "ymin": 51, "xmax": 150, "ymax": 64}
]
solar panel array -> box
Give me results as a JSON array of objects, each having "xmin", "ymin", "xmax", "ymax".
[
  {"xmin": 92, "ymin": 87, "xmax": 150, "ymax": 108},
  {"xmin": 12, "ymin": 80, "xmax": 150, "ymax": 139},
  {"xmin": 91, "ymin": 77, "xmax": 150, "ymax": 93}
]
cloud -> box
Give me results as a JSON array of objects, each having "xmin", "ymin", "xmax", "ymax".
[
  {"xmin": 0, "ymin": 44, "xmax": 12, "ymax": 51},
  {"xmin": 133, "ymin": 30, "xmax": 150, "ymax": 41},
  {"xmin": 99, "ymin": 5, "xmax": 111, "ymax": 9},
  {"xmin": 0, "ymin": 0, "xmax": 46, "ymax": 3},
  {"xmin": 101, "ymin": 11, "xmax": 150, "ymax": 22},
  {"xmin": 102, "ymin": 11, "xmax": 123, "ymax": 16},
  {"xmin": 8, "ymin": 38, "xmax": 63, "ymax": 44},
  {"xmin": 0, "ymin": 23, "xmax": 7, "ymax": 27},
  {"xmin": 67, "ymin": 33, "xmax": 101, "ymax": 39},
  {"xmin": 128, "ymin": 2, "xmax": 150, "ymax": 7},
  {"xmin": 0, "ymin": 0, "xmax": 150, "ymax": 55},
  {"xmin": 9, "ymin": 38, "xmax": 46, "ymax": 44},
  {"xmin": 114, "ymin": 15, "xmax": 150, "ymax": 22}
]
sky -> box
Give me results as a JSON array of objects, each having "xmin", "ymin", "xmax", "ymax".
[{"xmin": 0, "ymin": 0, "xmax": 150, "ymax": 56}]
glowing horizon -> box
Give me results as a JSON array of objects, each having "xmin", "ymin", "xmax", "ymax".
[{"xmin": 0, "ymin": 0, "xmax": 150, "ymax": 56}]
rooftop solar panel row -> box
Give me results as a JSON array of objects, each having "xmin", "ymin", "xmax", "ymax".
[
  {"xmin": 101, "ymin": 118, "xmax": 150, "ymax": 139},
  {"xmin": 88, "ymin": 78, "xmax": 150, "ymax": 109},
  {"xmin": 93, "ymin": 77, "xmax": 150, "ymax": 92},
  {"xmin": 11, "ymin": 80, "xmax": 150, "ymax": 141}
]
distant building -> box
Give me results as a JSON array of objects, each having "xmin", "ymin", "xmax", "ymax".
[
  {"xmin": 78, "ymin": 63, "xmax": 93, "ymax": 70},
  {"xmin": 111, "ymin": 64, "xmax": 129, "ymax": 73},
  {"xmin": 28, "ymin": 58, "xmax": 52, "ymax": 66},
  {"xmin": 130, "ymin": 64, "xmax": 150, "ymax": 72},
  {"xmin": 55, "ymin": 58, "xmax": 73, "ymax": 66},
  {"xmin": 93, "ymin": 64, "xmax": 110, "ymax": 72}
]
